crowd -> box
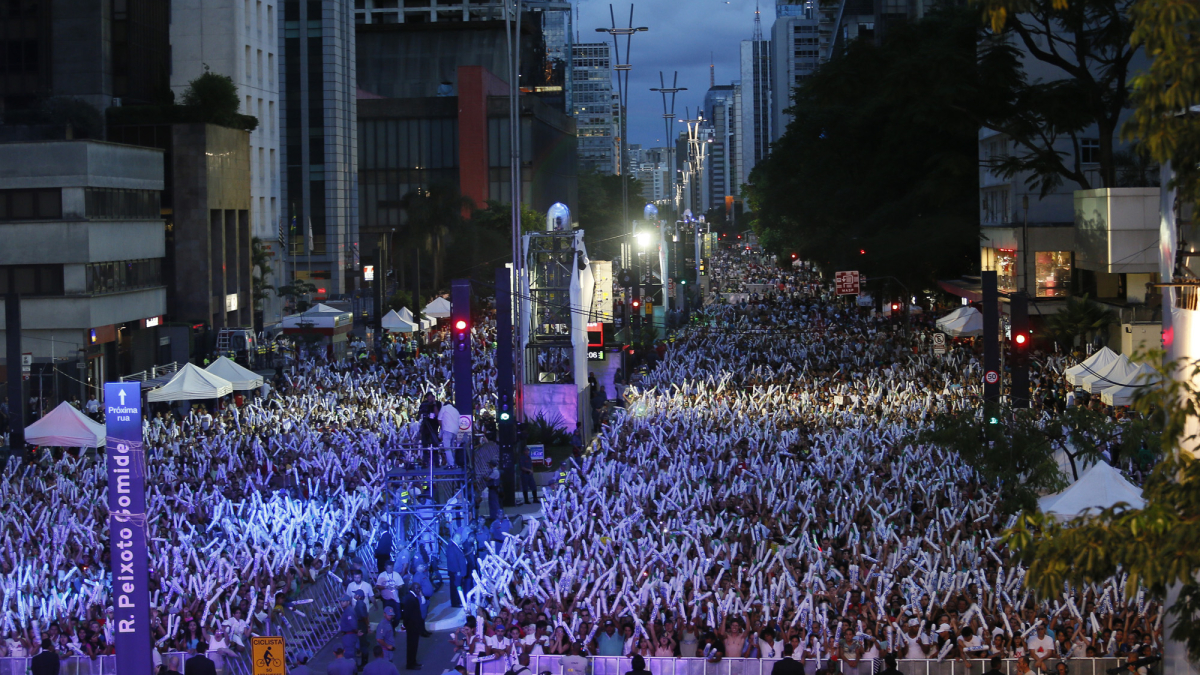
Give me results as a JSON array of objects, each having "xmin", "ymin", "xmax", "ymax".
[
  {"xmin": 456, "ymin": 249, "xmax": 1162, "ymax": 675},
  {"xmin": 0, "ymin": 319, "xmax": 502, "ymax": 669}
]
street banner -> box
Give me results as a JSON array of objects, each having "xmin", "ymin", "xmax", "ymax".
[{"xmin": 104, "ymin": 382, "xmax": 153, "ymax": 675}]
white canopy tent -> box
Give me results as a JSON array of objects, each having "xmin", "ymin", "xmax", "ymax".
[
  {"xmin": 382, "ymin": 309, "xmax": 419, "ymax": 333},
  {"xmin": 147, "ymin": 363, "xmax": 234, "ymax": 402},
  {"xmin": 424, "ymin": 297, "xmax": 452, "ymax": 319},
  {"xmin": 1064, "ymin": 347, "xmax": 1119, "ymax": 386},
  {"xmin": 205, "ymin": 357, "xmax": 264, "ymax": 391},
  {"xmin": 280, "ymin": 303, "xmax": 353, "ymax": 331},
  {"xmin": 1079, "ymin": 355, "xmax": 1151, "ymax": 394},
  {"xmin": 935, "ymin": 306, "xmax": 983, "ymax": 337},
  {"xmin": 1099, "ymin": 363, "xmax": 1163, "ymax": 406},
  {"xmin": 1038, "ymin": 460, "xmax": 1145, "ymax": 518},
  {"xmin": 24, "ymin": 402, "xmax": 106, "ymax": 448}
]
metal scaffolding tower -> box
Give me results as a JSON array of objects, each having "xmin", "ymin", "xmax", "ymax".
[{"xmin": 383, "ymin": 441, "xmax": 476, "ymax": 582}]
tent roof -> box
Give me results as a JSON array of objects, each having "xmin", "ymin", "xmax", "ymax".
[
  {"xmin": 24, "ymin": 401, "xmax": 105, "ymax": 448},
  {"xmin": 935, "ymin": 306, "xmax": 982, "ymax": 337},
  {"xmin": 303, "ymin": 303, "xmax": 346, "ymax": 314},
  {"xmin": 382, "ymin": 310, "xmax": 419, "ymax": 332},
  {"xmin": 424, "ymin": 297, "xmax": 452, "ymax": 318},
  {"xmin": 147, "ymin": 363, "xmax": 234, "ymax": 402},
  {"xmin": 1080, "ymin": 356, "xmax": 1156, "ymax": 393},
  {"xmin": 204, "ymin": 357, "xmax": 264, "ymax": 391},
  {"xmin": 1065, "ymin": 347, "xmax": 1120, "ymax": 386},
  {"xmin": 398, "ymin": 307, "xmax": 415, "ymax": 322},
  {"xmin": 1038, "ymin": 460, "xmax": 1145, "ymax": 518}
]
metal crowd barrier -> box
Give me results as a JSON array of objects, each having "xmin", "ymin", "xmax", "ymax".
[
  {"xmin": 479, "ymin": 656, "xmax": 1126, "ymax": 675},
  {"xmin": 0, "ymin": 650, "xmax": 252, "ymax": 675}
]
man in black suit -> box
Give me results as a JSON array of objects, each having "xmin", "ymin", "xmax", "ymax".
[
  {"xmin": 30, "ymin": 639, "xmax": 59, "ymax": 675},
  {"xmin": 184, "ymin": 641, "xmax": 218, "ymax": 675},
  {"xmin": 401, "ymin": 582, "xmax": 430, "ymax": 669}
]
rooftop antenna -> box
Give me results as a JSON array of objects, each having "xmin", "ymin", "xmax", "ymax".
[
  {"xmin": 710, "ymin": 52, "xmax": 715, "ymax": 87},
  {"xmin": 753, "ymin": 0, "xmax": 763, "ymax": 40}
]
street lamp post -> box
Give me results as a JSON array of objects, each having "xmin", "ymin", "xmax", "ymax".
[
  {"xmin": 650, "ymin": 71, "xmax": 686, "ymax": 219},
  {"xmin": 596, "ymin": 5, "xmax": 647, "ymax": 329}
]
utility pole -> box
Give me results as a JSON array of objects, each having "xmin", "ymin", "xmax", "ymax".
[
  {"xmin": 4, "ymin": 293, "xmax": 25, "ymax": 454},
  {"xmin": 504, "ymin": 0, "xmax": 525, "ymax": 411},
  {"xmin": 982, "ymin": 271, "xmax": 1000, "ymax": 405},
  {"xmin": 650, "ymin": 71, "xmax": 686, "ymax": 220},
  {"xmin": 597, "ymin": 5, "xmax": 648, "ymax": 329}
]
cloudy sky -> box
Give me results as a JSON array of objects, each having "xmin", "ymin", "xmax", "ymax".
[{"xmin": 575, "ymin": 0, "xmax": 767, "ymax": 149}]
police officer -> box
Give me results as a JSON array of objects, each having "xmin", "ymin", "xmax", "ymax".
[
  {"xmin": 337, "ymin": 595, "xmax": 362, "ymax": 663},
  {"xmin": 354, "ymin": 588, "xmax": 372, "ymax": 667},
  {"xmin": 377, "ymin": 606, "xmax": 398, "ymax": 662}
]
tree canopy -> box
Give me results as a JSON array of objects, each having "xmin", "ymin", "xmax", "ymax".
[
  {"xmin": 745, "ymin": 6, "xmax": 988, "ymax": 288},
  {"xmin": 577, "ymin": 171, "xmax": 646, "ymax": 261}
]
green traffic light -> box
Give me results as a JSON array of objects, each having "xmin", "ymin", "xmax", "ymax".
[
  {"xmin": 989, "ymin": 416, "xmax": 999, "ymax": 425},
  {"xmin": 499, "ymin": 412, "xmax": 511, "ymax": 421}
]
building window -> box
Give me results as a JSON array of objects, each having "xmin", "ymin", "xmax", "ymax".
[
  {"xmin": 0, "ymin": 189, "xmax": 61, "ymax": 221},
  {"xmin": 1081, "ymin": 138, "xmax": 1100, "ymax": 164},
  {"xmin": 1035, "ymin": 251, "xmax": 1072, "ymax": 298},
  {"xmin": 0, "ymin": 265, "xmax": 64, "ymax": 296},
  {"xmin": 994, "ymin": 248, "xmax": 1017, "ymax": 293},
  {"xmin": 84, "ymin": 189, "xmax": 161, "ymax": 220},
  {"xmin": 85, "ymin": 259, "xmax": 164, "ymax": 295},
  {"xmin": 981, "ymin": 188, "xmax": 1009, "ymax": 225}
]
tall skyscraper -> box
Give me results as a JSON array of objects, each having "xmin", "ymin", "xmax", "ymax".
[
  {"xmin": 704, "ymin": 84, "xmax": 741, "ymax": 212},
  {"xmin": 280, "ymin": 0, "xmax": 359, "ymax": 296},
  {"xmin": 171, "ymin": 0, "xmax": 283, "ymax": 318},
  {"xmin": 572, "ymin": 42, "xmax": 617, "ymax": 175},
  {"xmin": 739, "ymin": 5, "xmax": 772, "ymax": 183},
  {"xmin": 770, "ymin": 3, "xmax": 819, "ymax": 141},
  {"xmin": 0, "ymin": 0, "xmax": 170, "ymax": 114}
]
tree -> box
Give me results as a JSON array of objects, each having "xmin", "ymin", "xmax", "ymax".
[
  {"xmin": 250, "ymin": 237, "xmax": 274, "ymax": 325},
  {"xmin": 385, "ymin": 289, "xmax": 413, "ymax": 314},
  {"xmin": 745, "ymin": 7, "xmax": 986, "ymax": 288},
  {"xmin": 276, "ymin": 279, "xmax": 317, "ymax": 313},
  {"xmin": 1040, "ymin": 293, "xmax": 1117, "ymax": 350},
  {"xmin": 577, "ymin": 171, "xmax": 646, "ymax": 261},
  {"xmin": 470, "ymin": 200, "xmax": 544, "ymax": 235},
  {"xmin": 973, "ymin": 0, "xmax": 1139, "ymax": 195},
  {"xmin": 179, "ymin": 71, "xmax": 259, "ymax": 131},
  {"xmin": 1005, "ymin": 357, "xmax": 1200, "ymax": 662},
  {"xmin": 395, "ymin": 185, "xmax": 475, "ymax": 293}
]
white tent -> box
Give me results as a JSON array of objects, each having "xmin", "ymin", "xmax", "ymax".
[
  {"xmin": 935, "ymin": 306, "xmax": 983, "ymax": 337},
  {"xmin": 147, "ymin": 363, "xmax": 233, "ymax": 402},
  {"xmin": 205, "ymin": 356, "xmax": 264, "ymax": 391},
  {"xmin": 1065, "ymin": 346, "xmax": 1119, "ymax": 386},
  {"xmin": 398, "ymin": 307, "xmax": 415, "ymax": 322},
  {"xmin": 1080, "ymin": 355, "xmax": 1150, "ymax": 394},
  {"xmin": 281, "ymin": 303, "xmax": 353, "ymax": 331},
  {"xmin": 1038, "ymin": 460, "xmax": 1145, "ymax": 518},
  {"xmin": 1099, "ymin": 363, "xmax": 1163, "ymax": 406},
  {"xmin": 424, "ymin": 297, "xmax": 452, "ymax": 319},
  {"xmin": 24, "ymin": 401, "xmax": 105, "ymax": 448},
  {"xmin": 381, "ymin": 309, "xmax": 419, "ymax": 333}
]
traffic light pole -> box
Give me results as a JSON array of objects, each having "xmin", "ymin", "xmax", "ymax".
[
  {"xmin": 982, "ymin": 271, "xmax": 1000, "ymax": 404},
  {"xmin": 494, "ymin": 267, "xmax": 517, "ymax": 506},
  {"xmin": 1010, "ymin": 291, "xmax": 1030, "ymax": 408}
]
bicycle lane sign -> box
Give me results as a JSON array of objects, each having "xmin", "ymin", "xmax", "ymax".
[{"xmin": 251, "ymin": 636, "xmax": 286, "ymax": 675}]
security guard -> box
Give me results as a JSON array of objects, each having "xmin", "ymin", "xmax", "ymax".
[{"xmin": 337, "ymin": 594, "xmax": 362, "ymax": 662}]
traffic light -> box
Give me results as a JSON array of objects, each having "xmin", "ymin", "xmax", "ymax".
[
  {"xmin": 1010, "ymin": 292, "xmax": 1031, "ymax": 408},
  {"xmin": 453, "ymin": 318, "xmax": 470, "ymax": 353},
  {"xmin": 890, "ymin": 302, "xmax": 900, "ymax": 312},
  {"xmin": 450, "ymin": 279, "xmax": 473, "ymax": 415},
  {"xmin": 631, "ymin": 297, "xmax": 641, "ymax": 311},
  {"xmin": 860, "ymin": 249, "xmax": 866, "ymax": 255}
]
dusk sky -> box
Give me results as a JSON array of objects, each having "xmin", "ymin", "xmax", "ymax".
[{"xmin": 575, "ymin": 0, "xmax": 768, "ymax": 149}]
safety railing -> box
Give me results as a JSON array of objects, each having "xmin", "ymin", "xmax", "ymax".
[
  {"xmin": 0, "ymin": 650, "xmax": 252, "ymax": 675},
  {"xmin": 478, "ymin": 656, "xmax": 1127, "ymax": 675}
]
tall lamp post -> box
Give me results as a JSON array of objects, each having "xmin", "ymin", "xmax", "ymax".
[
  {"xmin": 650, "ymin": 71, "xmax": 685, "ymax": 219},
  {"xmin": 596, "ymin": 5, "xmax": 647, "ymax": 329}
]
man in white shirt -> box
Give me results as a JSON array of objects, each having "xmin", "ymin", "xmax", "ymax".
[
  {"xmin": 85, "ymin": 396, "xmax": 100, "ymax": 418},
  {"xmin": 901, "ymin": 619, "xmax": 933, "ymax": 659},
  {"xmin": 346, "ymin": 570, "xmax": 374, "ymax": 607},
  {"xmin": 1026, "ymin": 623, "xmax": 1055, "ymax": 671},
  {"xmin": 437, "ymin": 400, "xmax": 460, "ymax": 467},
  {"xmin": 376, "ymin": 561, "xmax": 404, "ymax": 620}
]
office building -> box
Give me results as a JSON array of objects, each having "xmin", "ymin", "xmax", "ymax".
[
  {"xmin": 280, "ymin": 0, "xmax": 359, "ymax": 297},
  {"xmin": 0, "ymin": 0, "xmax": 170, "ymax": 114},
  {"xmin": 355, "ymin": 1, "xmax": 573, "ymax": 112},
  {"xmin": 740, "ymin": 8, "xmax": 772, "ymax": 181},
  {"xmin": 170, "ymin": 0, "xmax": 283, "ymax": 321},
  {"xmin": 0, "ymin": 140, "xmax": 168, "ymax": 387},
  {"xmin": 704, "ymin": 84, "xmax": 741, "ymax": 212},
  {"xmin": 770, "ymin": 8, "xmax": 819, "ymax": 140},
  {"xmin": 572, "ymin": 42, "xmax": 617, "ymax": 175}
]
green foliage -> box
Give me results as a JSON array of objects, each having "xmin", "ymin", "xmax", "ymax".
[
  {"xmin": 385, "ymin": 289, "xmax": 413, "ymax": 314},
  {"xmin": 1006, "ymin": 357, "xmax": 1200, "ymax": 663},
  {"xmin": 1041, "ymin": 294, "xmax": 1117, "ymax": 350},
  {"xmin": 1125, "ymin": 0, "xmax": 1200, "ymax": 204},
  {"xmin": 577, "ymin": 171, "xmax": 646, "ymax": 260},
  {"xmin": 276, "ymin": 279, "xmax": 317, "ymax": 313},
  {"xmin": 470, "ymin": 200, "xmax": 544, "ymax": 235},
  {"xmin": 523, "ymin": 413, "xmax": 570, "ymax": 446},
  {"xmin": 250, "ymin": 236, "xmax": 275, "ymax": 314},
  {"xmin": 396, "ymin": 185, "xmax": 475, "ymax": 292},
  {"xmin": 41, "ymin": 97, "xmax": 106, "ymax": 139},
  {"xmin": 745, "ymin": 7, "xmax": 984, "ymax": 288},
  {"xmin": 180, "ymin": 72, "xmax": 259, "ymax": 130},
  {"xmin": 917, "ymin": 407, "xmax": 1069, "ymax": 513}
]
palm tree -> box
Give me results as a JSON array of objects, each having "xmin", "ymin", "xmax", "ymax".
[
  {"xmin": 396, "ymin": 185, "xmax": 475, "ymax": 294},
  {"xmin": 250, "ymin": 236, "xmax": 274, "ymax": 329},
  {"xmin": 1042, "ymin": 294, "xmax": 1117, "ymax": 351}
]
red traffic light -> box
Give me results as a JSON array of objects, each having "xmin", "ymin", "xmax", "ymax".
[
  {"xmin": 791, "ymin": 253, "xmax": 798, "ymax": 259},
  {"xmin": 859, "ymin": 249, "xmax": 866, "ymax": 255},
  {"xmin": 632, "ymin": 299, "xmax": 640, "ymax": 308},
  {"xmin": 1014, "ymin": 333, "xmax": 1027, "ymax": 345},
  {"xmin": 891, "ymin": 303, "xmax": 900, "ymax": 311},
  {"xmin": 455, "ymin": 319, "xmax": 467, "ymax": 331}
]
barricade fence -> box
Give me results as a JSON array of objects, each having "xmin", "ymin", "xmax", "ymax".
[
  {"xmin": 0, "ymin": 650, "xmax": 242, "ymax": 675},
  {"xmin": 479, "ymin": 655, "xmax": 1126, "ymax": 675}
]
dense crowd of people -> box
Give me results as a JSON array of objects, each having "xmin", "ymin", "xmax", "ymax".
[
  {"xmin": 457, "ymin": 249, "xmax": 1162, "ymax": 675},
  {"xmin": 0, "ymin": 244, "xmax": 1164, "ymax": 675}
]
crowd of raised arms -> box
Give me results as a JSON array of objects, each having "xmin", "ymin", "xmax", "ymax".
[
  {"xmin": 453, "ymin": 250, "xmax": 1159, "ymax": 675},
  {"xmin": 0, "ymin": 247, "xmax": 1157, "ymax": 675}
]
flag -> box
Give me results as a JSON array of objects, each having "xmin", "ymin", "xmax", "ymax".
[
  {"xmin": 306, "ymin": 217, "xmax": 314, "ymax": 253},
  {"xmin": 277, "ymin": 215, "xmax": 286, "ymax": 247}
]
